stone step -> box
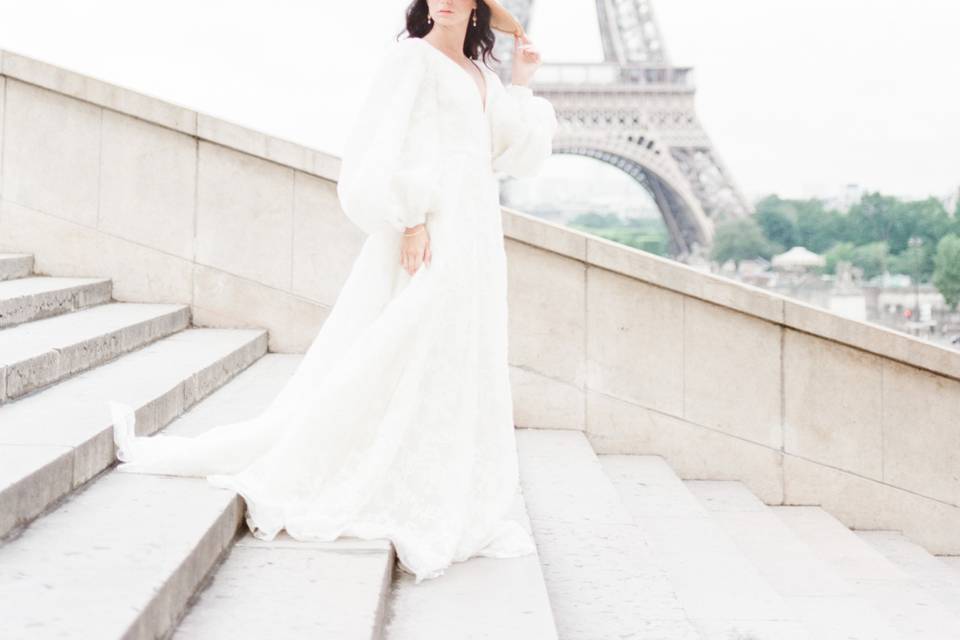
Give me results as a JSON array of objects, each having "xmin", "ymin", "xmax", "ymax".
[
  {"xmin": 772, "ymin": 505, "xmax": 960, "ymax": 639},
  {"xmin": 382, "ymin": 487, "xmax": 558, "ymax": 640},
  {"xmin": 0, "ymin": 301, "xmax": 191, "ymax": 403},
  {"xmin": 683, "ymin": 479, "xmax": 900, "ymax": 640},
  {"xmin": 175, "ymin": 531, "xmax": 395, "ymax": 640},
  {"xmin": 0, "ymin": 353, "xmax": 309, "ymax": 639},
  {"xmin": 599, "ymin": 455, "xmax": 811, "ymax": 639},
  {"xmin": 149, "ymin": 353, "xmax": 397, "ymax": 640},
  {"xmin": 856, "ymin": 530, "xmax": 960, "ymax": 613},
  {"xmin": 515, "ymin": 428, "xmax": 701, "ymax": 640},
  {"xmin": 0, "ymin": 473, "xmax": 242, "ymax": 640},
  {"xmin": 0, "ymin": 327, "xmax": 267, "ymax": 540},
  {"xmin": 0, "ymin": 275, "xmax": 112, "ymax": 329},
  {"xmin": 0, "ymin": 253, "xmax": 34, "ymax": 281}
]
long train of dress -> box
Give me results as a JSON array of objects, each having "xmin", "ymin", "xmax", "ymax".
[{"xmin": 108, "ymin": 35, "xmax": 558, "ymax": 583}]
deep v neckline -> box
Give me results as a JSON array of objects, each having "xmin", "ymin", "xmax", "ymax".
[{"xmin": 414, "ymin": 37, "xmax": 489, "ymax": 114}]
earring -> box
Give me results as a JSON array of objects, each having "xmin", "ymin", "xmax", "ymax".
[
  {"xmin": 472, "ymin": 9, "xmax": 477, "ymax": 27},
  {"xmin": 427, "ymin": 14, "xmax": 432, "ymax": 24}
]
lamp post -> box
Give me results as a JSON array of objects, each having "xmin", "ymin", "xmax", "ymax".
[{"xmin": 908, "ymin": 236, "xmax": 923, "ymax": 322}]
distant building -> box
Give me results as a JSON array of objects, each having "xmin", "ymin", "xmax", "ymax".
[{"xmin": 771, "ymin": 246, "xmax": 826, "ymax": 271}]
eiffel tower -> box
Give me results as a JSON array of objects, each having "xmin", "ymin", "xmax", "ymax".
[{"xmin": 492, "ymin": 0, "xmax": 752, "ymax": 261}]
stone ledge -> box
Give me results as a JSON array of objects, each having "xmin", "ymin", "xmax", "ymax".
[
  {"xmin": 0, "ymin": 47, "xmax": 340, "ymax": 181},
  {"xmin": 1, "ymin": 48, "xmax": 196, "ymax": 136},
  {"xmin": 502, "ymin": 207, "xmax": 960, "ymax": 382}
]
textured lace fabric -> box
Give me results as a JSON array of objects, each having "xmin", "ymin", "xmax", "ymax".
[{"xmin": 108, "ymin": 36, "xmax": 559, "ymax": 584}]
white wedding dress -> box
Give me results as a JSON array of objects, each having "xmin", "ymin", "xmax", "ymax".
[{"xmin": 108, "ymin": 35, "xmax": 558, "ymax": 583}]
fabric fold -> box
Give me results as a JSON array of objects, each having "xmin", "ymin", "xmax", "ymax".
[
  {"xmin": 488, "ymin": 80, "xmax": 559, "ymax": 178},
  {"xmin": 337, "ymin": 39, "xmax": 443, "ymax": 235}
]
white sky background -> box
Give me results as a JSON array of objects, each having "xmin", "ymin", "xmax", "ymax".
[{"xmin": 0, "ymin": 0, "xmax": 957, "ymax": 201}]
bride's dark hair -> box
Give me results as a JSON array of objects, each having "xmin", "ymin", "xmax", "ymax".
[{"xmin": 397, "ymin": 0, "xmax": 501, "ymax": 67}]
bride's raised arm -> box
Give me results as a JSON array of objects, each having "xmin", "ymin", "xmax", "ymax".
[
  {"xmin": 337, "ymin": 39, "xmax": 441, "ymax": 236},
  {"xmin": 487, "ymin": 73, "xmax": 558, "ymax": 179}
]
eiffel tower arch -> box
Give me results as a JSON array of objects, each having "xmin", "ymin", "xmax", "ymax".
[{"xmin": 492, "ymin": 0, "xmax": 752, "ymax": 261}]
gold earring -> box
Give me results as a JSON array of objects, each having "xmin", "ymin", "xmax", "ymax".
[{"xmin": 472, "ymin": 9, "xmax": 477, "ymax": 27}]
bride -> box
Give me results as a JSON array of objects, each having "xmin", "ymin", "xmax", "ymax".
[{"xmin": 108, "ymin": 0, "xmax": 558, "ymax": 584}]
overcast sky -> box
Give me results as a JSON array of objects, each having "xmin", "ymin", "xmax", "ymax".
[{"xmin": 1, "ymin": 0, "xmax": 956, "ymax": 201}]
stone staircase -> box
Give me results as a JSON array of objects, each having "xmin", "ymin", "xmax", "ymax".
[{"xmin": 1, "ymin": 251, "xmax": 959, "ymax": 640}]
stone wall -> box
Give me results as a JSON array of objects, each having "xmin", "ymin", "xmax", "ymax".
[
  {"xmin": 2, "ymin": 47, "xmax": 958, "ymax": 555},
  {"xmin": 503, "ymin": 211, "xmax": 960, "ymax": 555},
  {"xmin": 0, "ymin": 49, "xmax": 361, "ymax": 353}
]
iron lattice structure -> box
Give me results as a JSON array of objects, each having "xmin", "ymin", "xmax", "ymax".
[{"xmin": 491, "ymin": 0, "xmax": 752, "ymax": 261}]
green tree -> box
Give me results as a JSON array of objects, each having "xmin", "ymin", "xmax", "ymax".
[
  {"xmin": 850, "ymin": 241, "xmax": 889, "ymax": 280},
  {"xmin": 586, "ymin": 227, "xmax": 670, "ymax": 255},
  {"xmin": 747, "ymin": 192, "xmax": 959, "ymax": 284},
  {"xmin": 889, "ymin": 197, "xmax": 951, "ymax": 255},
  {"xmin": 824, "ymin": 241, "xmax": 856, "ymax": 275},
  {"xmin": 950, "ymin": 200, "xmax": 960, "ymax": 237},
  {"xmin": 842, "ymin": 194, "xmax": 949, "ymax": 256},
  {"xmin": 753, "ymin": 195, "xmax": 799, "ymax": 251},
  {"xmin": 710, "ymin": 218, "xmax": 776, "ymax": 267},
  {"xmin": 889, "ymin": 242, "xmax": 927, "ymax": 283},
  {"xmin": 795, "ymin": 200, "xmax": 844, "ymax": 253},
  {"xmin": 933, "ymin": 234, "xmax": 960, "ymax": 310},
  {"xmin": 569, "ymin": 213, "xmax": 672, "ymax": 256},
  {"xmin": 846, "ymin": 192, "xmax": 900, "ymax": 247},
  {"xmin": 569, "ymin": 212, "xmax": 623, "ymax": 228}
]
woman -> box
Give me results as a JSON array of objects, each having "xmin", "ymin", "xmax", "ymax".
[{"xmin": 108, "ymin": 0, "xmax": 558, "ymax": 584}]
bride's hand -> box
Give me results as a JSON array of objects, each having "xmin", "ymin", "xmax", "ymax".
[
  {"xmin": 401, "ymin": 223, "xmax": 431, "ymax": 275},
  {"xmin": 511, "ymin": 33, "xmax": 542, "ymax": 86}
]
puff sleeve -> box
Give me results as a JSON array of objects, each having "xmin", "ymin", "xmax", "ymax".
[
  {"xmin": 336, "ymin": 39, "xmax": 441, "ymax": 236},
  {"xmin": 488, "ymin": 80, "xmax": 558, "ymax": 179}
]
